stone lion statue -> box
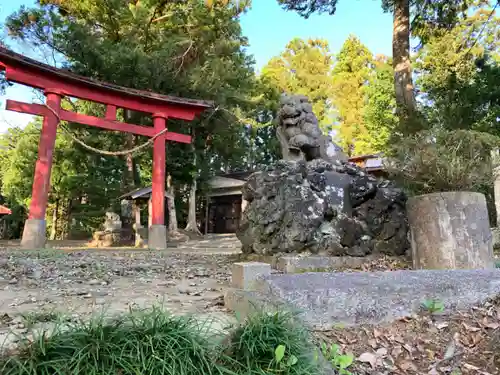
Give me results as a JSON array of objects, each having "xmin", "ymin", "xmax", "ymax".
[{"xmin": 276, "ymin": 94, "xmax": 347, "ymax": 163}]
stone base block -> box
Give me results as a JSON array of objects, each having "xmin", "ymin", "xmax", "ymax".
[
  {"xmin": 134, "ymin": 225, "xmax": 148, "ymax": 248},
  {"xmin": 224, "ymin": 288, "xmax": 284, "ymax": 318},
  {"xmin": 21, "ymin": 219, "xmax": 47, "ymax": 249},
  {"xmin": 252, "ymin": 269, "xmax": 500, "ymax": 330},
  {"xmin": 90, "ymin": 230, "xmax": 122, "ymax": 247},
  {"xmin": 148, "ymin": 225, "xmax": 167, "ymax": 250},
  {"xmin": 232, "ymin": 262, "xmax": 271, "ymax": 290}
]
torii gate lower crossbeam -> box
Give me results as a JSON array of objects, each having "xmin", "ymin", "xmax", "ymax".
[{"xmin": 0, "ymin": 47, "xmax": 212, "ymax": 250}]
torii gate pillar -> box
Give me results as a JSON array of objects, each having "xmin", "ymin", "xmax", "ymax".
[
  {"xmin": 21, "ymin": 90, "xmax": 62, "ymax": 249},
  {"xmin": 148, "ymin": 113, "xmax": 167, "ymax": 250}
]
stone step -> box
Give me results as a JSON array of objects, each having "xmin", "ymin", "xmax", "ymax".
[{"xmin": 229, "ymin": 269, "xmax": 500, "ymax": 330}]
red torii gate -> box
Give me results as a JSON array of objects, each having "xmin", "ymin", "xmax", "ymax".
[{"xmin": 0, "ymin": 47, "xmax": 212, "ymax": 250}]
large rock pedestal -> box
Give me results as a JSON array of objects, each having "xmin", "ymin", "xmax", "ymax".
[
  {"xmin": 407, "ymin": 192, "xmax": 494, "ymax": 269},
  {"xmin": 91, "ymin": 230, "xmax": 122, "ymax": 247},
  {"xmin": 237, "ymin": 159, "xmax": 409, "ymax": 256}
]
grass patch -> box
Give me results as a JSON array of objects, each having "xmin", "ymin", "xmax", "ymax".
[
  {"xmin": 1, "ymin": 307, "xmax": 229, "ymax": 375},
  {"xmin": 223, "ymin": 310, "xmax": 324, "ymax": 374},
  {"xmin": 20, "ymin": 310, "xmax": 63, "ymax": 329},
  {"xmin": 0, "ymin": 308, "xmax": 330, "ymax": 375}
]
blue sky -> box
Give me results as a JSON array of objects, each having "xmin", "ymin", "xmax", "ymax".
[{"xmin": 0, "ymin": 0, "xmax": 393, "ymax": 131}]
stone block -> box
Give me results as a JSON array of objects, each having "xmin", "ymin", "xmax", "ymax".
[
  {"xmin": 148, "ymin": 225, "xmax": 167, "ymax": 250},
  {"xmin": 276, "ymin": 255, "xmax": 376, "ymax": 273},
  {"xmin": 231, "ymin": 262, "xmax": 271, "ymax": 290},
  {"xmin": 407, "ymin": 192, "xmax": 494, "ymax": 269},
  {"xmin": 134, "ymin": 225, "xmax": 148, "ymax": 248},
  {"xmin": 21, "ymin": 219, "xmax": 47, "ymax": 249},
  {"xmin": 251, "ymin": 269, "xmax": 500, "ymax": 330}
]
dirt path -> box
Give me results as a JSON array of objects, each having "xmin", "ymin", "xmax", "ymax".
[{"xmin": 0, "ymin": 235, "xmax": 243, "ymax": 348}]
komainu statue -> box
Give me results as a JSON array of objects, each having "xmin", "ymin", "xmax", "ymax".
[
  {"xmin": 236, "ymin": 94, "xmax": 409, "ymax": 257},
  {"xmin": 276, "ymin": 94, "xmax": 347, "ymax": 163}
]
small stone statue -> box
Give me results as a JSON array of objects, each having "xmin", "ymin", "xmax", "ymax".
[
  {"xmin": 276, "ymin": 94, "xmax": 347, "ymax": 163},
  {"xmin": 89, "ymin": 211, "xmax": 123, "ymax": 247},
  {"xmin": 103, "ymin": 212, "xmax": 122, "ymax": 232}
]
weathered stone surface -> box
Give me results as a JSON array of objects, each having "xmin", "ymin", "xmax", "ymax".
[
  {"xmin": 231, "ymin": 262, "xmax": 271, "ymax": 290},
  {"xmin": 134, "ymin": 224, "xmax": 148, "ymax": 248},
  {"xmin": 103, "ymin": 212, "xmax": 122, "ymax": 232},
  {"xmin": 237, "ymin": 94, "xmax": 409, "ymax": 256},
  {"xmin": 20, "ymin": 219, "xmax": 46, "ymax": 249},
  {"xmin": 245, "ymin": 269, "xmax": 500, "ymax": 329},
  {"xmin": 89, "ymin": 211, "xmax": 124, "ymax": 247},
  {"xmin": 91, "ymin": 231, "xmax": 121, "ymax": 247},
  {"xmin": 237, "ymin": 159, "xmax": 409, "ymax": 256},
  {"xmin": 277, "ymin": 94, "xmax": 347, "ymax": 163},
  {"xmin": 148, "ymin": 224, "xmax": 167, "ymax": 250},
  {"xmin": 276, "ymin": 255, "xmax": 384, "ymax": 273},
  {"xmin": 407, "ymin": 192, "xmax": 494, "ymax": 270}
]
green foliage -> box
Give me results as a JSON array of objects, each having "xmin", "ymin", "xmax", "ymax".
[
  {"xmin": 415, "ymin": 3, "xmax": 500, "ymax": 134},
  {"xmin": 388, "ymin": 129, "xmax": 498, "ymax": 196},
  {"xmin": 421, "ymin": 299, "xmax": 445, "ymax": 314},
  {"xmin": 224, "ymin": 310, "xmax": 323, "ymax": 374},
  {"xmin": 331, "ymin": 35, "xmax": 375, "ymax": 154},
  {"xmin": 330, "ymin": 36, "xmax": 397, "ymax": 154},
  {"xmin": 409, "ymin": 0, "xmax": 487, "ymax": 46},
  {"xmin": 273, "ymin": 344, "xmax": 299, "ymax": 371},
  {"xmin": 277, "ymin": 0, "xmax": 338, "ymax": 18},
  {"xmin": 261, "ymin": 35, "xmax": 397, "ymax": 154},
  {"xmin": 321, "ymin": 342, "xmax": 354, "ymax": 375},
  {"xmin": 363, "ymin": 56, "xmax": 398, "ymax": 152}
]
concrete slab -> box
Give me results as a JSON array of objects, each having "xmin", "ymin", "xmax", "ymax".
[{"xmin": 227, "ymin": 269, "xmax": 500, "ymax": 330}]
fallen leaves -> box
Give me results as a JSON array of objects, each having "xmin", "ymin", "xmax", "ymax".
[
  {"xmin": 316, "ymin": 297, "xmax": 500, "ymax": 374},
  {"xmin": 358, "ymin": 352, "xmax": 379, "ymax": 368}
]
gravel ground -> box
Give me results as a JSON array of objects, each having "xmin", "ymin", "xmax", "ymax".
[{"xmin": 0, "ymin": 236, "xmax": 244, "ymax": 348}]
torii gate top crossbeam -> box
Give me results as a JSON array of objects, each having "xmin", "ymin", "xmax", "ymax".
[{"xmin": 0, "ymin": 47, "xmax": 213, "ymax": 121}]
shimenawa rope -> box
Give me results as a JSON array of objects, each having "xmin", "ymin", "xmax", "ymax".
[{"xmin": 44, "ymin": 104, "xmax": 171, "ymax": 156}]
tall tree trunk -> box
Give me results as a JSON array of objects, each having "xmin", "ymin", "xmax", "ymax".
[
  {"xmin": 185, "ymin": 130, "xmax": 201, "ymax": 235},
  {"xmin": 64, "ymin": 198, "xmax": 73, "ymax": 240},
  {"xmin": 50, "ymin": 199, "xmax": 59, "ymax": 240},
  {"xmin": 392, "ymin": 0, "xmax": 417, "ymax": 133},
  {"xmin": 121, "ymin": 110, "xmax": 137, "ymax": 191},
  {"xmin": 167, "ymin": 173, "xmax": 179, "ymax": 233},
  {"xmin": 184, "ymin": 178, "xmax": 200, "ymax": 235}
]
